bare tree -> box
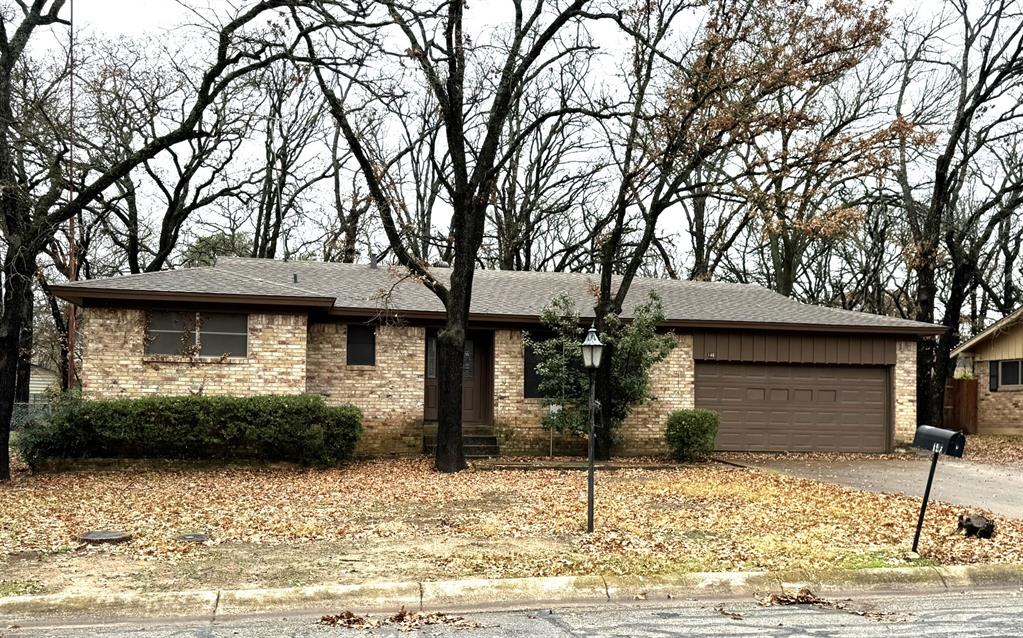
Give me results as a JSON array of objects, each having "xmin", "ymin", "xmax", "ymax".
[
  {"xmin": 294, "ymin": 0, "xmax": 603, "ymax": 472},
  {"xmin": 586, "ymin": 0, "xmax": 889, "ymax": 457},
  {"xmin": 893, "ymin": 0, "xmax": 1023, "ymax": 425},
  {"xmin": 249, "ymin": 61, "xmax": 333, "ymax": 259},
  {"xmin": 0, "ymin": 0, "xmax": 311, "ymax": 481}
]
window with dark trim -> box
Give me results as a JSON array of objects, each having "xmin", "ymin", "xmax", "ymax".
[
  {"xmin": 347, "ymin": 324, "xmax": 376, "ymax": 366},
  {"xmin": 523, "ymin": 332, "xmax": 554, "ymax": 399},
  {"xmin": 1000, "ymin": 359, "xmax": 1022, "ymax": 387},
  {"xmin": 146, "ymin": 311, "xmax": 247, "ymax": 357}
]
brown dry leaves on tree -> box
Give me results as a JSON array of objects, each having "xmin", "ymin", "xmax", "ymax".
[{"xmin": 2, "ymin": 459, "xmax": 1022, "ymax": 578}]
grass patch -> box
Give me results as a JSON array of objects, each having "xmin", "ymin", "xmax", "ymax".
[
  {"xmin": 839, "ymin": 551, "xmax": 940, "ymax": 570},
  {"xmin": 0, "ymin": 580, "xmax": 44, "ymax": 597}
]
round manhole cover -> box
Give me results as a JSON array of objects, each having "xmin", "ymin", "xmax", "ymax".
[
  {"xmin": 175, "ymin": 533, "xmax": 210, "ymax": 543},
  {"xmin": 80, "ymin": 530, "xmax": 132, "ymax": 544}
]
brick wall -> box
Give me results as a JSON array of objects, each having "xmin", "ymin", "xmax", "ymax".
[
  {"xmin": 492, "ymin": 329, "xmax": 694, "ymax": 456},
  {"xmin": 976, "ymin": 364, "xmax": 1023, "ymax": 435},
  {"xmin": 306, "ymin": 322, "xmax": 425, "ymax": 456},
  {"xmin": 618, "ymin": 332, "xmax": 695, "ymax": 455},
  {"xmin": 894, "ymin": 339, "xmax": 918, "ymax": 444},
  {"xmin": 81, "ymin": 308, "xmax": 307, "ymax": 398},
  {"xmin": 492, "ymin": 329, "xmax": 585, "ymax": 455}
]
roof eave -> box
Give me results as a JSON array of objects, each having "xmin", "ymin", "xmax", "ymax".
[
  {"xmin": 324, "ymin": 306, "xmax": 944, "ymax": 335},
  {"xmin": 49, "ymin": 285, "xmax": 336, "ymax": 309},
  {"xmin": 950, "ymin": 307, "xmax": 1023, "ymax": 357}
]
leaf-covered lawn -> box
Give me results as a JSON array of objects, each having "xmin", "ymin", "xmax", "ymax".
[
  {"xmin": 961, "ymin": 435, "xmax": 1023, "ymax": 465},
  {"xmin": 2, "ymin": 458, "xmax": 1022, "ymax": 595}
]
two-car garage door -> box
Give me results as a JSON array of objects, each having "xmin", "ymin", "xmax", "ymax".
[{"xmin": 694, "ymin": 362, "xmax": 889, "ymax": 453}]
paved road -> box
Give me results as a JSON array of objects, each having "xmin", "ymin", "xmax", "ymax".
[
  {"xmin": 7, "ymin": 589, "xmax": 1023, "ymax": 637},
  {"xmin": 745, "ymin": 457, "xmax": 1023, "ymax": 519}
]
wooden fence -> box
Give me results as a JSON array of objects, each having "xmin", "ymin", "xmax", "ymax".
[{"xmin": 943, "ymin": 378, "xmax": 978, "ymax": 434}]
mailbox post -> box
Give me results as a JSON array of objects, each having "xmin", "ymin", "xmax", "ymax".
[{"xmin": 911, "ymin": 426, "xmax": 966, "ymax": 553}]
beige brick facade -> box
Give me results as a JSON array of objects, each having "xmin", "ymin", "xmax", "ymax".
[
  {"xmin": 894, "ymin": 339, "xmax": 918, "ymax": 443},
  {"xmin": 81, "ymin": 308, "xmax": 307, "ymax": 398},
  {"xmin": 306, "ymin": 322, "xmax": 425, "ymax": 455},
  {"xmin": 491, "ymin": 329, "xmax": 694, "ymax": 456},
  {"xmin": 492, "ymin": 329, "xmax": 585, "ymax": 455},
  {"xmin": 618, "ymin": 333, "xmax": 695, "ymax": 454},
  {"xmin": 81, "ymin": 307, "xmax": 919, "ymax": 456},
  {"xmin": 976, "ymin": 365, "xmax": 1023, "ymax": 435}
]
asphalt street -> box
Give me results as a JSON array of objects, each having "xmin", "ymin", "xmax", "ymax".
[{"xmin": 6, "ymin": 588, "xmax": 1023, "ymax": 638}]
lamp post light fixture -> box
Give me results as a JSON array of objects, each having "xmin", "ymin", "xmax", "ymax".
[{"xmin": 580, "ymin": 323, "xmax": 604, "ymax": 533}]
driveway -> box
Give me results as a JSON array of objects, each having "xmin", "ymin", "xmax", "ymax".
[{"xmin": 742, "ymin": 455, "xmax": 1023, "ymax": 520}]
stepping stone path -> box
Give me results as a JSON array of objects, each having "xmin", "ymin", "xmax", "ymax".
[
  {"xmin": 80, "ymin": 530, "xmax": 132, "ymax": 544},
  {"xmin": 175, "ymin": 533, "xmax": 210, "ymax": 543}
]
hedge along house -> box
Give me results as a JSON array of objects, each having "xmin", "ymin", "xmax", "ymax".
[
  {"xmin": 52, "ymin": 257, "xmax": 943, "ymax": 456},
  {"xmin": 951, "ymin": 307, "xmax": 1023, "ymax": 436}
]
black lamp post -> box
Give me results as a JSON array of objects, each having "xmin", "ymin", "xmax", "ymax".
[{"xmin": 580, "ymin": 323, "xmax": 604, "ymax": 533}]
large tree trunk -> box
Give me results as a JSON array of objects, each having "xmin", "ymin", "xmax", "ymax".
[
  {"xmin": 593, "ymin": 340, "xmax": 614, "ymax": 461},
  {"xmin": 433, "ymin": 257, "xmax": 472, "ymax": 473},
  {"xmin": 592, "ymin": 298, "xmax": 616, "ymax": 461},
  {"xmin": 912, "ymin": 246, "xmax": 939, "ymax": 426},
  {"xmin": 15, "ymin": 307, "xmax": 32, "ymax": 403},
  {"xmin": 0, "ymin": 249, "xmax": 36, "ymax": 481}
]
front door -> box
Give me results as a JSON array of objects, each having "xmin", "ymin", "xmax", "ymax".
[{"xmin": 424, "ymin": 332, "xmax": 490, "ymax": 423}]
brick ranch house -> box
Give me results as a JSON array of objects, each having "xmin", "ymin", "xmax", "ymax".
[
  {"xmin": 52, "ymin": 257, "xmax": 942, "ymax": 456},
  {"xmin": 952, "ymin": 306, "xmax": 1023, "ymax": 436}
]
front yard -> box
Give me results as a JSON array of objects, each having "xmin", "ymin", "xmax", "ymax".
[{"xmin": 3, "ymin": 455, "xmax": 1023, "ymax": 598}]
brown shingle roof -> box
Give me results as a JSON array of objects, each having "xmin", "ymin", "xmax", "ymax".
[{"xmin": 52, "ymin": 257, "xmax": 942, "ymax": 334}]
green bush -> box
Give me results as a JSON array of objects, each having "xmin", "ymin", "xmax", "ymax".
[
  {"xmin": 665, "ymin": 408, "xmax": 720, "ymax": 461},
  {"xmin": 15, "ymin": 393, "xmax": 362, "ymax": 469}
]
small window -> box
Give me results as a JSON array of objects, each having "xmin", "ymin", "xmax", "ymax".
[
  {"xmin": 146, "ymin": 311, "xmax": 247, "ymax": 357},
  {"xmin": 1001, "ymin": 360, "xmax": 1022, "ymax": 386},
  {"xmin": 426, "ymin": 336, "xmax": 437, "ymax": 378},
  {"xmin": 523, "ymin": 332, "xmax": 554, "ymax": 399},
  {"xmin": 347, "ymin": 324, "xmax": 376, "ymax": 366}
]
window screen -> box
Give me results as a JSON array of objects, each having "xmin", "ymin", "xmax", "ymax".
[
  {"xmin": 146, "ymin": 312, "xmax": 195, "ymax": 355},
  {"xmin": 523, "ymin": 332, "xmax": 554, "ymax": 399},
  {"xmin": 1001, "ymin": 360, "xmax": 1022, "ymax": 386},
  {"xmin": 347, "ymin": 324, "xmax": 376, "ymax": 366},
  {"xmin": 198, "ymin": 313, "xmax": 248, "ymax": 357},
  {"xmin": 146, "ymin": 311, "xmax": 247, "ymax": 357}
]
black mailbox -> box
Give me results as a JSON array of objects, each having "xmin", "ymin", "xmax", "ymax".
[{"xmin": 913, "ymin": 425, "xmax": 965, "ymax": 458}]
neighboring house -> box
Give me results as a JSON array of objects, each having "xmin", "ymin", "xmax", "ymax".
[
  {"xmin": 52, "ymin": 258, "xmax": 941, "ymax": 456},
  {"xmin": 28, "ymin": 364, "xmax": 60, "ymax": 402},
  {"xmin": 952, "ymin": 307, "xmax": 1023, "ymax": 436}
]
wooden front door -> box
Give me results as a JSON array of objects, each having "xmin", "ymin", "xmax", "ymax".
[{"xmin": 424, "ymin": 332, "xmax": 490, "ymax": 424}]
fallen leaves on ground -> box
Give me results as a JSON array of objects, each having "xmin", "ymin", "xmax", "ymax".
[
  {"xmin": 319, "ymin": 606, "xmax": 481, "ymax": 631},
  {"xmin": 960, "ymin": 435, "xmax": 1023, "ymax": 465},
  {"xmin": 757, "ymin": 588, "xmax": 902, "ymax": 622},
  {"xmin": 2, "ymin": 457, "xmax": 1023, "ymax": 593}
]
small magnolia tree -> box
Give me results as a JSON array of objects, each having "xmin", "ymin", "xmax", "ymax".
[{"xmin": 524, "ymin": 293, "xmax": 676, "ymax": 446}]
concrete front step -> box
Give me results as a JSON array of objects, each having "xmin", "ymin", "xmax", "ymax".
[{"xmin": 423, "ymin": 424, "xmax": 500, "ymax": 458}]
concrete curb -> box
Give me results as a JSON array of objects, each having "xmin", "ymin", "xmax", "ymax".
[{"xmin": 1, "ymin": 564, "xmax": 1021, "ymax": 623}]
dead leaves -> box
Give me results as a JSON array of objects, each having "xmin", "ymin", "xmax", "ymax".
[
  {"xmin": 958, "ymin": 436, "xmax": 1023, "ymax": 465},
  {"xmin": 319, "ymin": 606, "xmax": 482, "ymax": 632},
  {"xmin": 2, "ymin": 457, "xmax": 1023, "ymax": 585},
  {"xmin": 757, "ymin": 588, "xmax": 902, "ymax": 623}
]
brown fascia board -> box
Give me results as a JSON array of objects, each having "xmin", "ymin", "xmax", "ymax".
[
  {"xmin": 49, "ymin": 285, "xmax": 336, "ymax": 309},
  {"xmin": 49, "ymin": 286, "xmax": 943, "ymax": 336},
  {"xmin": 324, "ymin": 306, "xmax": 946, "ymax": 336}
]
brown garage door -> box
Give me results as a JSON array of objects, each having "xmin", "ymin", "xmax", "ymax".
[{"xmin": 694, "ymin": 363, "xmax": 888, "ymax": 452}]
